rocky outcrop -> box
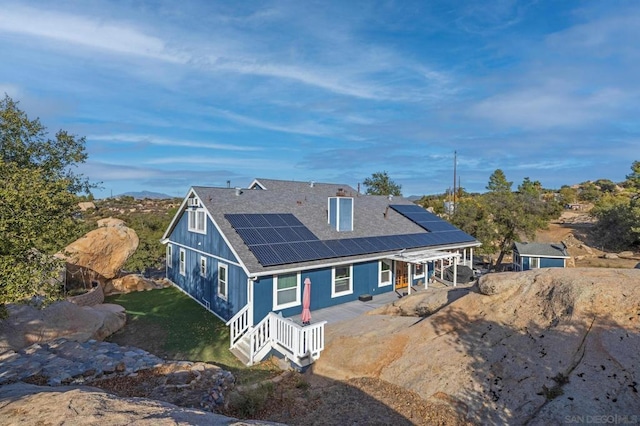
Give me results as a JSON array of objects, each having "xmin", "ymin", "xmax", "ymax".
[
  {"xmin": 314, "ymin": 268, "xmax": 640, "ymax": 424},
  {"xmin": 59, "ymin": 218, "xmax": 138, "ymax": 287},
  {"xmin": 77, "ymin": 201, "xmax": 96, "ymax": 211},
  {"xmin": 106, "ymin": 274, "xmax": 171, "ymax": 294},
  {"xmin": 0, "ymin": 383, "xmax": 281, "ymax": 426},
  {"xmin": 0, "ymin": 301, "xmax": 126, "ymax": 353}
]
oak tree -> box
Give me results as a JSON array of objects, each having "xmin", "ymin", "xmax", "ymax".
[{"xmin": 0, "ymin": 95, "xmax": 91, "ymax": 314}]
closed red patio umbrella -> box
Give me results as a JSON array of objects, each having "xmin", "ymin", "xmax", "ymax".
[{"xmin": 301, "ymin": 277, "xmax": 311, "ymax": 325}]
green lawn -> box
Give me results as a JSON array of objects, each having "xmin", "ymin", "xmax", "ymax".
[{"xmin": 105, "ymin": 287, "xmax": 276, "ymax": 382}]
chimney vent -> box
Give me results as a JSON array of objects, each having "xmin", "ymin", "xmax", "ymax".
[
  {"xmin": 309, "ymin": 181, "xmax": 315, "ymax": 188},
  {"xmin": 235, "ymin": 187, "xmax": 243, "ymax": 196}
]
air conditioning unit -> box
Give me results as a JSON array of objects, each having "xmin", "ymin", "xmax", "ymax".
[{"xmin": 187, "ymin": 198, "xmax": 199, "ymax": 207}]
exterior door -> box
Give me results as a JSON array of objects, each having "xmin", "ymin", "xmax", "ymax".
[{"xmin": 395, "ymin": 261, "xmax": 408, "ymax": 290}]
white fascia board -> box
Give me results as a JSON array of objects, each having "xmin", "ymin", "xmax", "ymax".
[
  {"xmin": 202, "ymin": 205, "xmax": 252, "ymax": 278},
  {"xmin": 248, "ymin": 179, "xmax": 266, "ymax": 190},
  {"xmin": 161, "ymin": 187, "xmax": 196, "ymax": 240}
]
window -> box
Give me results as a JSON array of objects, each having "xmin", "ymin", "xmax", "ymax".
[
  {"xmin": 379, "ymin": 260, "xmax": 392, "ymax": 286},
  {"xmin": 218, "ymin": 264, "xmax": 228, "ymax": 300},
  {"xmin": 413, "ymin": 263, "xmax": 425, "ymax": 278},
  {"xmin": 179, "ymin": 248, "xmax": 186, "ymax": 276},
  {"xmin": 200, "ymin": 256, "xmax": 207, "ymax": 277},
  {"xmin": 531, "ymin": 257, "xmax": 540, "ymax": 269},
  {"xmin": 167, "ymin": 245, "xmax": 172, "ymax": 268},
  {"xmin": 188, "ymin": 209, "xmax": 206, "ymax": 233},
  {"xmin": 332, "ymin": 265, "xmax": 353, "ymax": 297},
  {"xmin": 273, "ymin": 272, "xmax": 301, "ymax": 310}
]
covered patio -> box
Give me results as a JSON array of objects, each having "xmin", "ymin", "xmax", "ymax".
[{"xmin": 388, "ymin": 247, "xmax": 473, "ymax": 293}]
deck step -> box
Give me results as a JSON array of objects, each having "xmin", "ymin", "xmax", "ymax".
[{"xmin": 230, "ymin": 346, "xmax": 250, "ymax": 366}]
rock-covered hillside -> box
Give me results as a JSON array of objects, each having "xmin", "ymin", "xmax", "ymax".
[{"xmin": 313, "ymin": 268, "xmax": 640, "ymax": 424}]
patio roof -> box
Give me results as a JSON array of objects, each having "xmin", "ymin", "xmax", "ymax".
[{"xmin": 387, "ymin": 248, "xmax": 461, "ymax": 264}]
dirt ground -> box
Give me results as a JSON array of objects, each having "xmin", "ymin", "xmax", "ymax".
[
  {"xmin": 535, "ymin": 210, "xmax": 639, "ymax": 268},
  {"xmin": 92, "ymin": 363, "xmax": 469, "ymax": 425}
]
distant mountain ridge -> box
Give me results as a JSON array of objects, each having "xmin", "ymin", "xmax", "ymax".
[{"xmin": 118, "ymin": 191, "xmax": 173, "ymax": 199}]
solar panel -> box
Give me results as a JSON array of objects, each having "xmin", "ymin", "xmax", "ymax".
[
  {"xmin": 272, "ymin": 243, "xmax": 304, "ymax": 263},
  {"xmin": 249, "ymin": 245, "xmax": 283, "ymax": 266},
  {"xmin": 339, "ymin": 238, "xmax": 365, "ymax": 255},
  {"xmin": 323, "ymin": 239, "xmax": 352, "ymax": 257},
  {"xmin": 225, "ymin": 214, "xmax": 252, "ymax": 229},
  {"xmin": 287, "ymin": 242, "xmax": 319, "ymax": 262},
  {"xmin": 292, "ymin": 227, "xmax": 319, "ymax": 242},
  {"xmin": 280, "ymin": 214, "xmax": 305, "ymax": 227},
  {"xmin": 263, "ymin": 213, "xmax": 288, "ymax": 227},
  {"xmin": 307, "ymin": 240, "xmax": 338, "ymax": 258},
  {"xmin": 258, "ymin": 227, "xmax": 287, "ymax": 244},
  {"xmin": 236, "ymin": 228, "xmax": 267, "ymax": 245},
  {"xmin": 354, "ymin": 237, "xmax": 378, "ymax": 253}
]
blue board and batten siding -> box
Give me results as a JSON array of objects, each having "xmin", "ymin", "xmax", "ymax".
[
  {"xmin": 521, "ymin": 256, "xmax": 565, "ymax": 271},
  {"xmin": 252, "ymin": 260, "xmax": 393, "ymax": 324},
  {"xmin": 166, "ymin": 210, "xmax": 248, "ymax": 321}
]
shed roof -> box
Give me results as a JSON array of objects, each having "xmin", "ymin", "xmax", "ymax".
[{"xmin": 513, "ymin": 242, "xmax": 569, "ymax": 258}]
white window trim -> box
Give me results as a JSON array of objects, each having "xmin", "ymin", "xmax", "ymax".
[
  {"xmin": 218, "ymin": 263, "xmax": 228, "ymax": 300},
  {"xmin": 179, "ymin": 248, "xmax": 186, "ymax": 276},
  {"xmin": 530, "ymin": 257, "xmax": 540, "ymax": 269},
  {"xmin": 379, "ymin": 260, "xmax": 392, "ymax": 287},
  {"xmin": 188, "ymin": 208, "xmax": 207, "ymax": 234},
  {"xmin": 167, "ymin": 245, "xmax": 172, "ymax": 268},
  {"xmin": 332, "ymin": 265, "xmax": 353, "ymax": 297},
  {"xmin": 200, "ymin": 256, "xmax": 207, "ymax": 277},
  {"xmin": 413, "ymin": 263, "xmax": 425, "ymax": 278},
  {"xmin": 273, "ymin": 272, "xmax": 301, "ymax": 310}
]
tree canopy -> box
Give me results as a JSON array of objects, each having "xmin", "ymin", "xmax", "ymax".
[
  {"xmin": 0, "ymin": 95, "xmax": 90, "ymax": 313},
  {"xmin": 486, "ymin": 169, "xmax": 512, "ymax": 193},
  {"xmin": 452, "ymin": 171, "xmax": 561, "ymax": 268},
  {"xmin": 363, "ymin": 171, "xmax": 402, "ymax": 196},
  {"xmin": 590, "ymin": 160, "xmax": 640, "ymax": 251}
]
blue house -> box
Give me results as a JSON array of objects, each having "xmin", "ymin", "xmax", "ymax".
[
  {"xmin": 162, "ymin": 178, "xmax": 480, "ymax": 366},
  {"xmin": 512, "ymin": 242, "xmax": 570, "ymax": 271}
]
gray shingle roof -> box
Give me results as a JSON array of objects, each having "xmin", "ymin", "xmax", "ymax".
[
  {"xmin": 513, "ymin": 242, "xmax": 569, "ymax": 258},
  {"xmin": 173, "ymin": 178, "xmax": 479, "ymax": 275}
]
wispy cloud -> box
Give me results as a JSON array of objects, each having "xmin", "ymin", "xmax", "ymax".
[
  {"xmin": 208, "ymin": 108, "xmax": 338, "ymax": 137},
  {"xmin": 144, "ymin": 155, "xmax": 293, "ymax": 171},
  {"xmin": 88, "ymin": 133, "xmax": 261, "ymax": 151},
  {"xmin": 0, "ymin": 5, "xmax": 187, "ymax": 63}
]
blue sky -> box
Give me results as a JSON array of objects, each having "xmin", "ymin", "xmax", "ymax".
[{"xmin": 1, "ymin": 0, "xmax": 639, "ymax": 198}]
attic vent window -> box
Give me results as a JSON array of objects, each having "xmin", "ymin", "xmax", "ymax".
[{"xmin": 328, "ymin": 196, "xmax": 354, "ymax": 232}]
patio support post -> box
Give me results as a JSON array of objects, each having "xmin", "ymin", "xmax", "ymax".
[
  {"xmin": 453, "ymin": 255, "xmax": 458, "ymax": 287},
  {"xmin": 470, "ymin": 247, "xmax": 474, "ymax": 270},
  {"xmin": 407, "ymin": 262, "xmax": 413, "ymax": 295},
  {"xmin": 423, "ymin": 262, "xmax": 428, "ymax": 290},
  {"xmin": 440, "ymin": 259, "xmax": 444, "ymax": 280}
]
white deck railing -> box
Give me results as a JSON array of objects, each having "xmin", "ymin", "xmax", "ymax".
[
  {"xmin": 226, "ymin": 304, "xmax": 251, "ymax": 347},
  {"xmin": 230, "ymin": 309, "xmax": 326, "ymax": 367}
]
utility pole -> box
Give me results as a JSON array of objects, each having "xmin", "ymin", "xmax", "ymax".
[{"xmin": 453, "ymin": 150, "xmax": 457, "ymax": 206}]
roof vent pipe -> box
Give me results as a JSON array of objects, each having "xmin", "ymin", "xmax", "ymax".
[
  {"xmin": 310, "ymin": 181, "xmax": 315, "ymax": 188},
  {"xmin": 235, "ymin": 187, "xmax": 243, "ymax": 196},
  {"xmin": 388, "ymin": 194, "xmax": 393, "ymax": 201}
]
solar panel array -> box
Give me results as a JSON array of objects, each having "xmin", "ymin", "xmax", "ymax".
[
  {"xmin": 225, "ymin": 211, "xmax": 476, "ymax": 267},
  {"xmin": 389, "ymin": 204, "xmax": 476, "ymax": 242}
]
